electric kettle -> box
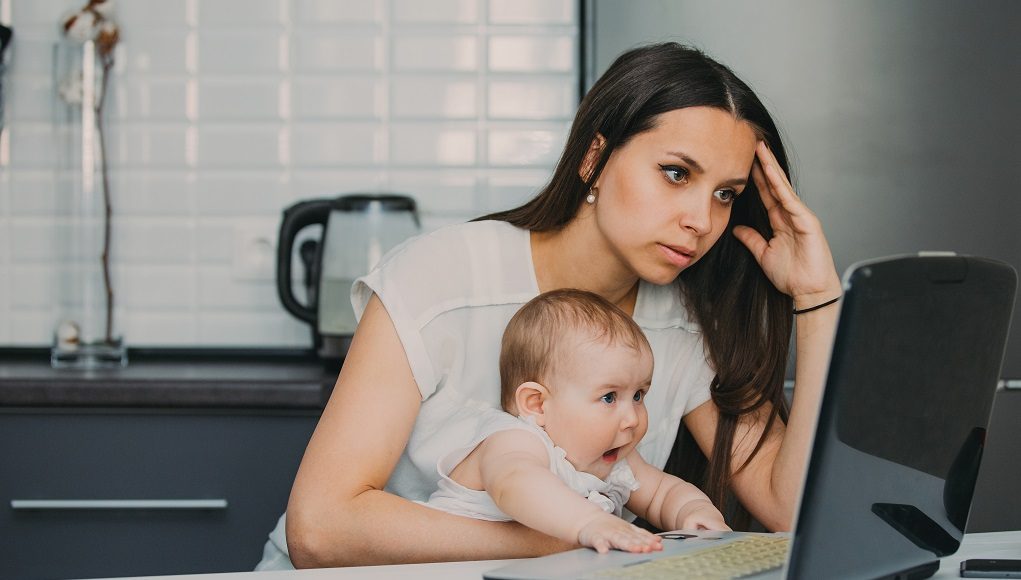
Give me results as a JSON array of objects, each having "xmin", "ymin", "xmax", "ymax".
[{"xmin": 276, "ymin": 194, "xmax": 420, "ymax": 358}]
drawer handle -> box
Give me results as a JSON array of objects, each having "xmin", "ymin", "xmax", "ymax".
[{"xmin": 11, "ymin": 499, "xmax": 228, "ymax": 510}]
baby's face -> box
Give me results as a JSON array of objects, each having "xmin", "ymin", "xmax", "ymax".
[{"xmin": 540, "ymin": 335, "xmax": 653, "ymax": 480}]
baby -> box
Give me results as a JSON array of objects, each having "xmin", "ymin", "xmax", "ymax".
[{"xmin": 422, "ymin": 288, "xmax": 729, "ymax": 553}]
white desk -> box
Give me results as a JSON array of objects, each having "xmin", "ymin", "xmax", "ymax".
[{"xmin": 120, "ymin": 531, "xmax": 1021, "ymax": 580}]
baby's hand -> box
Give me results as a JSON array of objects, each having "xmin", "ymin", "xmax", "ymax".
[
  {"xmin": 678, "ymin": 499, "xmax": 731, "ymax": 532},
  {"xmin": 577, "ymin": 513, "xmax": 664, "ymax": 554}
]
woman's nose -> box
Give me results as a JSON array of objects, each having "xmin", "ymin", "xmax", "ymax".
[{"xmin": 679, "ymin": 191, "xmax": 713, "ymax": 235}]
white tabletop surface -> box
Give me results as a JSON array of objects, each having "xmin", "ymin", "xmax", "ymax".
[{"xmin": 108, "ymin": 530, "xmax": 1021, "ymax": 580}]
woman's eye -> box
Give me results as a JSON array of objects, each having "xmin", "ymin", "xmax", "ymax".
[
  {"xmin": 601, "ymin": 392, "xmax": 617, "ymax": 404},
  {"xmin": 714, "ymin": 189, "xmax": 738, "ymax": 204},
  {"xmin": 659, "ymin": 164, "xmax": 689, "ymax": 184}
]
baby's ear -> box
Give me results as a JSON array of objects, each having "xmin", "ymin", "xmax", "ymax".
[{"xmin": 514, "ymin": 381, "xmax": 550, "ymax": 426}]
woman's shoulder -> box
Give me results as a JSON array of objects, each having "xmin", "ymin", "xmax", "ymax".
[
  {"xmin": 353, "ymin": 220, "xmax": 536, "ymax": 323},
  {"xmin": 380, "ymin": 219, "xmax": 526, "ymax": 269}
]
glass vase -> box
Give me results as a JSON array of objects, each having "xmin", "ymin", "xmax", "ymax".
[{"xmin": 50, "ymin": 39, "xmax": 126, "ymax": 368}]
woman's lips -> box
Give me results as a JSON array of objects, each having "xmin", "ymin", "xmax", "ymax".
[{"xmin": 658, "ymin": 243, "xmax": 695, "ymax": 268}]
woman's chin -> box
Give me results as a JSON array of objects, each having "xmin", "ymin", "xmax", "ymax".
[{"xmin": 641, "ymin": 266, "xmax": 685, "ymax": 286}]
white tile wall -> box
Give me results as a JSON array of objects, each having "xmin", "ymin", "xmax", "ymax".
[
  {"xmin": 489, "ymin": 35, "xmax": 575, "ymax": 72},
  {"xmin": 489, "ymin": 78, "xmax": 575, "ymax": 120},
  {"xmin": 194, "ymin": 172, "xmax": 288, "ymax": 216},
  {"xmin": 109, "ymin": 126, "xmax": 193, "ymax": 169},
  {"xmin": 290, "ymin": 123, "xmax": 382, "ymax": 167},
  {"xmin": 115, "ymin": 0, "xmax": 190, "ymax": 27},
  {"xmin": 8, "ymin": 311, "xmax": 55, "ymax": 343},
  {"xmin": 393, "ymin": 35, "xmax": 478, "ymax": 72},
  {"xmin": 122, "ymin": 30, "xmax": 194, "ymax": 74},
  {"xmin": 394, "ymin": 0, "xmax": 478, "ymax": 23},
  {"xmin": 116, "ymin": 172, "xmax": 196, "ymax": 217},
  {"xmin": 488, "ymin": 124, "xmax": 569, "ymax": 167},
  {"xmin": 10, "ymin": 172, "xmax": 63, "ymax": 215},
  {"xmin": 488, "ymin": 0, "xmax": 574, "ymax": 24},
  {"xmin": 197, "ymin": 79, "xmax": 282, "ymax": 121},
  {"xmin": 390, "ymin": 124, "xmax": 477, "ymax": 166},
  {"xmin": 120, "ymin": 265, "xmax": 197, "ymax": 309},
  {"xmin": 195, "ymin": 220, "xmax": 234, "ymax": 263},
  {"xmin": 0, "ymin": 0, "xmax": 578, "ymax": 347},
  {"xmin": 293, "ymin": 0, "xmax": 382, "ymax": 25},
  {"xmin": 115, "ymin": 78, "xmax": 191, "ymax": 121},
  {"xmin": 293, "ymin": 32, "xmax": 381, "ymax": 72},
  {"xmin": 123, "ymin": 311, "xmax": 197, "ymax": 345},
  {"xmin": 115, "ymin": 221, "xmax": 195, "ymax": 264},
  {"xmin": 10, "ymin": 265, "xmax": 57, "ymax": 307},
  {"xmin": 391, "ymin": 77, "xmax": 477, "ymax": 119},
  {"xmin": 292, "ymin": 77, "xmax": 383, "ymax": 119},
  {"xmin": 198, "ymin": 0, "xmax": 284, "ymax": 26},
  {"xmin": 199, "ymin": 31, "xmax": 288, "ymax": 74}
]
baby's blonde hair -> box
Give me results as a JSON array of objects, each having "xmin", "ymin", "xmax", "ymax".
[{"xmin": 500, "ymin": 288, "xmax": 652, "ymax": 414}]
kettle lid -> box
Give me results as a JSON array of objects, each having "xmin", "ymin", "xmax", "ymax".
[{"xmin": 332, "ymin": 193, "xmax": 417, "ymax": 212}]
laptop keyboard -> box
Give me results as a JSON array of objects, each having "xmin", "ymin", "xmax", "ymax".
[{"xmin": 583, "ymin": 535, "xmax": 789, "ymax": 580}]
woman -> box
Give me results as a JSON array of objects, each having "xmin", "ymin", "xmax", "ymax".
[{"xmin": 258, "ymin": 42, "xmax": 842, "ymax": 569}]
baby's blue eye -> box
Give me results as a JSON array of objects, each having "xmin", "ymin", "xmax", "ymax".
[
  {"xmin": 633, "ymin": 391, "xmax": 644, "ymax": 402},
  {"xmin": 601, "ymin": 392, "xmax": 616, "ymax": 404}
]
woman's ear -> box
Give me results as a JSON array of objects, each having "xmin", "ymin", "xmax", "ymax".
[
  {"xmin": 515, "ymin": 381, "xmax": 550, "ymax": 426},
  {"xmin": 578, "ymin": 133, "xmax": 607, "ymax": 183}
]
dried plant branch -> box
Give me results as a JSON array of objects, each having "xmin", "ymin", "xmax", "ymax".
[{"xmin": 96, "ymin": 54, "xmax": 114, "ymax": 343}]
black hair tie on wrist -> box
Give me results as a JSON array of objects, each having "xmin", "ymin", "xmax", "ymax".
[{"xmin": 793, "ymin": 296, "xmax": 841, "ymax": 315}]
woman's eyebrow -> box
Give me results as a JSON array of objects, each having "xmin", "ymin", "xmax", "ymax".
[
  {"xmin": 666, "ymin": 150, "xmax": 704, "ymax": 173},
  {"xmin": 666, "ymin": 150, "xmax": 748, "ymax": 188}
]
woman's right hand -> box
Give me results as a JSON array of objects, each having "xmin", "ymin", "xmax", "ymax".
[
  {"xmin": 732, "ymin": 141, "xmax": 842, "ymax": 307},
  {"xmin": 285, "ymin": 294, "xmax": 575, "ymax": 567}
]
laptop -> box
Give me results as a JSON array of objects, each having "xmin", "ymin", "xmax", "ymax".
[{"xmin": 485, "ymin": 253, "xmax": 1017, "ymax": 580}]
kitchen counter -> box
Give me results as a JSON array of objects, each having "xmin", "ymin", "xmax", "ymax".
[{"xmin": 0, "ymin": 348, "xmax": 337, "ymax": 409}]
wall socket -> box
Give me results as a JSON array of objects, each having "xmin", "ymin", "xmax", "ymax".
[{"xmin": 232, "ymin": 221, "xmax": 278, "ymax": 281}]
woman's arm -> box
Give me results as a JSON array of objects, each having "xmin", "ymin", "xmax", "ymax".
[
  {"xmin": 682, "ymin": 298, "xmax": 838, "ymax": 531},
  {"xmin": 624, "ymin": 451, "xmax": 728, "ymax": 532},
  {"xmin": 285, "ymin": 294, "xmax": 574, "ymax": 567},
  {"xmin": 684, "ymin": 141, "xmax": 842, "ymax": 531},
  {"xmin": 477, "ymin": 431, "xmax": 661, "ymax": 554}
]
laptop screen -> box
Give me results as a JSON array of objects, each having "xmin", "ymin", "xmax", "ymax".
[{"xmin": 788, "ymin": 255, "xmax": 1016, "ymax": 579}]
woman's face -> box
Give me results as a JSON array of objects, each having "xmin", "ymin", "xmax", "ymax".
[{"xmin": 589, "ymin": 106, "xmax": 759, "ymax": 285}]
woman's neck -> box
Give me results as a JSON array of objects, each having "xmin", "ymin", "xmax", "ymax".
[{"xmin": 529, "ymin": 216, "xmax": 640, "ymax": 314}]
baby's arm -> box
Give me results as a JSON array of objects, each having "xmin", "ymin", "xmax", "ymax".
[
  {"xmin": 477, "ymin": 429, "xmax": 662, "ymax": 554},
  {"xmin": 624, "ymin": 450, "xmax": 730, "ymax": 532}
]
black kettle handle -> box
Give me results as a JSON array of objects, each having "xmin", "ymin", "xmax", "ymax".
[{"xmin": 276, "ymin": 198, "xmax": 334, "ymax": 324}]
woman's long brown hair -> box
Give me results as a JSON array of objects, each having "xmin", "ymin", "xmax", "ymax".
[{"xmin": 477, "ymin": 43, "xmax": 793, "ymax": 528}]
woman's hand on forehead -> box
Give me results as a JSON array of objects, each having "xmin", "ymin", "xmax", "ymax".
[{"xmin": 730, "ymin": 141, "xmax": 841, "ymax": 303}]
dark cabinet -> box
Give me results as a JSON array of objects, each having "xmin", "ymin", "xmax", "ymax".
[{"xmin": 0, "ymin": 407, "xmax": 318, "ymax": 580}]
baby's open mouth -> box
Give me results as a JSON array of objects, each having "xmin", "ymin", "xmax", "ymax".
[{"xmin": 602, "ymin": 447, "xmax": 621, "ymax": 462}]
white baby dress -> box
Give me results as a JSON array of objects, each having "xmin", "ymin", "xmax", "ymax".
[{"xmin": 421, "ymin": 409, "xmax": 640, "ymax": 520}]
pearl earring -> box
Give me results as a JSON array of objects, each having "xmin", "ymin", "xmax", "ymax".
[{"xmin": 586, "ymin": 187, "xmax": 598, "ymax": 204}]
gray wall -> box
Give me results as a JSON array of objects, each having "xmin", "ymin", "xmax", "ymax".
[{"xmin": 588, "ymin": 0, "xmax": 1021, "ymax": 377}]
